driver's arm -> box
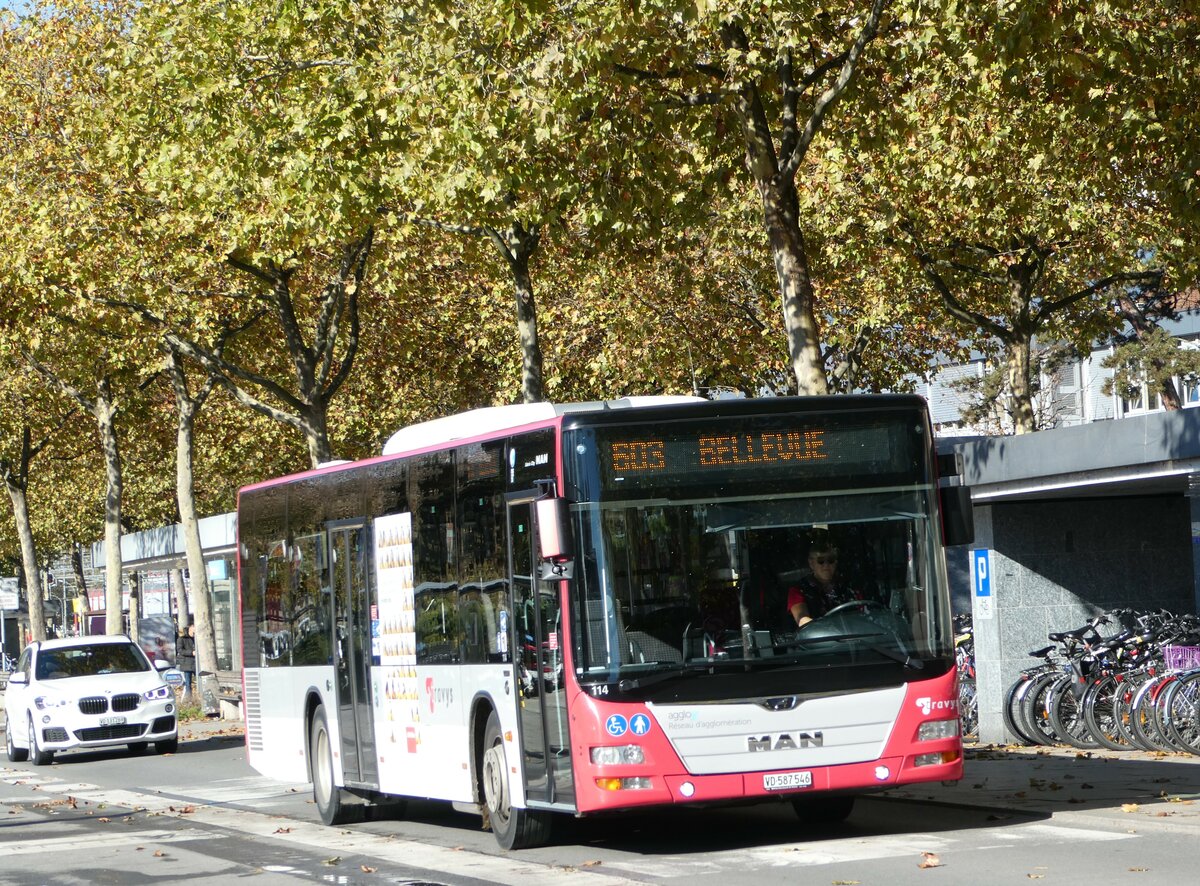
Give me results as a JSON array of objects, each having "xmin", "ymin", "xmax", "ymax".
[{"xmin": 787, "ymin": 587, "xmax": 813, "ymax": 627}]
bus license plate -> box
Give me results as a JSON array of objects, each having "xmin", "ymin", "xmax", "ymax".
[
  {"xmin": 100, "ymin": 716, "xmax": 126, "ymax": 726},
  {"xmin": 764, "ymin": 771, "xmax": 812, "ymax": 791}
]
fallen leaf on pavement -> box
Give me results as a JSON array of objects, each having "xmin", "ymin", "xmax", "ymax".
[
  {"xmin": 97, "ymin": 817, "xmax": 111, "ymax": 823},
  {"xmin": 580, "ymin": 860, "xmax": 602, "ymax": 867},
  {"xmin": 360, "ymin": 866, "xmax": 377, "ymax": 873},
  {"xmin": 273, "ymin": 827, "xmax": 292, "ymax": 834},
  {"xmin": 1128, "ymin": 867, "xmax": 1149, "ymax": 872},
  {"xmin": 918, "ymin": 852, "xmax": 942, "ymax": 869},
  {"xmin": 1027, "ymin": 875, "xmax": 1044, "ymax": 880},
  {"xmin": 1122, "ymin": 803, "xmax": 1140, "ymax": 813},
  {"xmin": 322, "ymin": 857, "xmax": 341, "ymax": 866},
  {"xmin": 154, "ymin": 851, "xmax": 164, "ymax": 858}
]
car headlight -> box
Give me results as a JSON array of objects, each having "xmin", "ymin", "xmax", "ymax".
[
  {"xmin": 33, "ymin": 695, "xmax": 71, "ymax": 710},
  {"xmin": 143, "ymin": 685, "xmax": 172, "ymax": 701}
]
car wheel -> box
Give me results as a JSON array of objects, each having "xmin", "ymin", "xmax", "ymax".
[
  {"xmin": 5, "ymin": 713, "xmax": 28, "ymax": 763},
  {"xmin": 127, "ymin": 741, "xmax": 149, "ymax": 754},
  {"xmin": 156, "ymin": 738, "xmax": 179, "ymax": 755},
  {"xmin": 28, "ymin": 714, "xmax": 54, "ymax": 766}
]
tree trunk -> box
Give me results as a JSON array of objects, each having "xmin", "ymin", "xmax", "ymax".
[
  {"xmin": 177, "ymin": 405, "xmax": 221, "ymax": 714},
  {"xmin": 761, "ymin": 186, "xmax": 828, "ymax": 395},
  {"xmin": 493, "ymin": 222, "xmax": 544, "ymax": 404},
  {"xmin": 7, "ymin": 485, "xmax": 46, "ymax": 643},
  {"xmin": 128, "ymin": 572, "xmax": 141, "ymax": 645},
  {"xmin": 98, "ymin": 404, "xmax": 125, "ymax": 634},
  {"xmin": 1006, "ymin": 340, "xmax": 1036, "ymax": 434},
  {"xmin": 172, "ymin": 567, "xmax": 188, "ymax": 630},
  {"xmin": 72, "ymin": 543, "xmax": 89, "ymax": 634},
  {"xmin": 302, "ymin": 408, "xmax": 334, "ymax": 467}
]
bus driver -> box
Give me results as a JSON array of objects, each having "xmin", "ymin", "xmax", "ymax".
[{"xmin": 787, "ymin": 530, "xmax": 861, "ymax": 627}]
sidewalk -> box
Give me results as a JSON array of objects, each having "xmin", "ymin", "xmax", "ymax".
[{"xmin": 888, "ymin": 741, "xmax": 1200, "ymax": 829}]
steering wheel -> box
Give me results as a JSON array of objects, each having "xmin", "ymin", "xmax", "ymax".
[{"xmin": 822, "ymin": 599, "xmax": 888, "ymax": 618}]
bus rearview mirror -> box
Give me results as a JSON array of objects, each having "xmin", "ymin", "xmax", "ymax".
[
  {"xmin": 940, "ymin": 485, "xmax": 975, "ymax": 547},
  {"xmin": 535, "ymin": 497, "xmax": 572, "ymax": 561}
]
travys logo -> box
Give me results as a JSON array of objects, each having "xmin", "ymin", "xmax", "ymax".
[
  {"xmin": 915, "ymin": 697, "xmax": 958, "ymax": 715},
  {"xmin": 426, "ymin": 677, "xmax": 453, "ymax": 713}
]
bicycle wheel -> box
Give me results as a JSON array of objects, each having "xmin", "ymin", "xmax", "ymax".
[
  {"xmin": 959, "ymin": 675, "xmax": 979, "ymax": 741},
  {"xmin": 1081, "ymin": 674, "xmax": 1127, "ymax": 750},
  {"xmin": 1020, "ymin": 672, "xmax": 1064, "ymax": 746},
  {"xmin": 1049, "ymin": 676, "xmax": 1101, "ymax": 749},
  {"xmin": 1153, "ymin": 676, "xmax": 1189, "ymax": 752},
  {"xmin": 1004, "ymin": 673, "xmax": 1042, "ymax": 745},
  {"xmin": 1165, "ymin": 671, "xmax": 1200, "ymax": 756},
  {"xmin": 1130, "ymin": 675, "xmax": 1176, "ymax": 752},
  {"xmin": 1112, "ymin": 674, "xmax": 1149, "ymax": 749}
]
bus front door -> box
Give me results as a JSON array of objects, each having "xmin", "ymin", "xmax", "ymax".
[
  {"xmin": 507, "ymin": 499, "xmax": 575, "ymax": 810},
  {"xmin": 329, "ymin": 522, "xmax": 378, "ymax": 787}
]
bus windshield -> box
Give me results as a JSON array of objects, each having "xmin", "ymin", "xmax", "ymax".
[{"xmin": 564, "ymin": 409, "xmax": 953, "ymax": 697}]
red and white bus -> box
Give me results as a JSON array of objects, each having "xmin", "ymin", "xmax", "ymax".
[{"xmin": 237, "ymin": 395, "xmax": 971, "ymax": 848}]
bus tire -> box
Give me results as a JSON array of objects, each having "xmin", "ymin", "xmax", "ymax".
[
  {"xmin": 791, "ymin": 794, "xmax": 855, "ymax": 825},
  {"xmin": 481, "ymin": 709, "xmax": 551, "ymax": 849},
  {"xmin": 310, "ymin": 705, "xmax": 354, "ymax": 826}
]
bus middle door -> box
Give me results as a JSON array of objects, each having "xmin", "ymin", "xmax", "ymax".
[
  {"xmin": 506, "ymin": 498, "xmax": 574, "ymax": 811},
  {"xmin": 328, "ymin": 521, "xmax": 378, "ymax": 788}
]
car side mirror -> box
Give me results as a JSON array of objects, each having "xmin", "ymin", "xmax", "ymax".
[{"xmin": 7, "ymin": 672, "xmax": 27, "ymax": 686}]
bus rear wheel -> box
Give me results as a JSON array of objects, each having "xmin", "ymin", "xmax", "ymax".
[
  {"xmin": 310, "ymin": 704, "xmax": 355, "ymax": 826},
  {"xmin": 481, "ymin": 710, "xmax": 551, "ymax": 849}
]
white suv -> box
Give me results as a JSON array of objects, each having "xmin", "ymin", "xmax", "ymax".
[{"xmin": 4, "ymin": 635, "xmax": 178, "ymax": 765}]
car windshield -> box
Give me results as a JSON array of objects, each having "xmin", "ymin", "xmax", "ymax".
[{"xmin": 36, "ymin": 644, "xmax": 150, "ymax": 680}]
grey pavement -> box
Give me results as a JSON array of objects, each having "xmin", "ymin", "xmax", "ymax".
[{"xmin": 892, "ymin": 741, "xmax": 1200, "ymax": 831}]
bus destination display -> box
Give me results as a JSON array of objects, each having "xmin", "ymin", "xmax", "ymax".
[{"xmin": 599, "ymin": 421, "xmax": 904, "ymax": 491}]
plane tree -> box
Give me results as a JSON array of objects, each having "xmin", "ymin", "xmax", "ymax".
[{"xmin": 827, "ymin": 3, "xmax": 1191, "ymax": 433}]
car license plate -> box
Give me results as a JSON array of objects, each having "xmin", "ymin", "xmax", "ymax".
[
  {"xmin": 100, "ymin": 716, "xmax": 126, "ymax": 726},
  {"xmin": 763, "ymin": 771, "xmax": 813, "ymax": 791}
]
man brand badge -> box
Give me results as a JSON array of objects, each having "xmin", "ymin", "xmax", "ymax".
[{"xmin": 747, "ymin": 732, "xmax": 824, "ymax": 752}]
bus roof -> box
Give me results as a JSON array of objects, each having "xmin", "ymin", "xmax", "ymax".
[{"xmin": 381, "ymin": 396, "xmax": 703, "ymax": 456}]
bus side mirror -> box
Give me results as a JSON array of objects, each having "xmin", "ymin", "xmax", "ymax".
[
  {"xmin": 535, "ymin": 497, "xmax": 574, "ymax": 579},
  {"xmin": 940, "ymin": 485, "xmax": 975, "ymax": 547}
]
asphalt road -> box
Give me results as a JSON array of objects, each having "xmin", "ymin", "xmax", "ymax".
[{"xmin": 3, "ymin": 721, "xmax": 1199, "ymax": 886}]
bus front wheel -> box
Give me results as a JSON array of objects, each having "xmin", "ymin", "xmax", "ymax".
[
  {"xmin": 310, "ymin": 705, "xmax": 355, "ymax": 826},
  {"xmin": 791, "ymin": 794, "xmax": 855, "ymax": 826},
  {"xmin": 481, "ymin": 710, "xmax": 551, "ymax": 849}
]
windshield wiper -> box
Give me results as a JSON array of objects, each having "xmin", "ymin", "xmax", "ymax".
[
  {"xmin": 615, "ymin": 658, "xmax": 749, "ymax": 692},
  {"xmin": 790, "ymin": 632, "xmax": 926, "ymax": 670}
]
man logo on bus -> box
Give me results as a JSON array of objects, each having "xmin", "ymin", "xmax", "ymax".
[{"xmin": 747, "ymin": 732, "xmax": 823, "ymax": 751}]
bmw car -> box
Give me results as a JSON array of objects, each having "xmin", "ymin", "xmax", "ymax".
[{"xmin": 4, "ymin": 635, "xmax": 179, "ymax": 765}]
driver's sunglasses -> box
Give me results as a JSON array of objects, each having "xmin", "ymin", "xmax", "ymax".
[{"xmin": 814, "ymin": 556, "xmax": 838, "ymax": 566}]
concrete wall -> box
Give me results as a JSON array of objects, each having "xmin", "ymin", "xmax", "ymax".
[{"xmin": 972, "ymin": 495, "xmax": 1194, "ymax": 743}]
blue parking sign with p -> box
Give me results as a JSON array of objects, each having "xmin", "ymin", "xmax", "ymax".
[{"xmin": 972, "ymin": 549, "xmax": 991, "ymax": 597}]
